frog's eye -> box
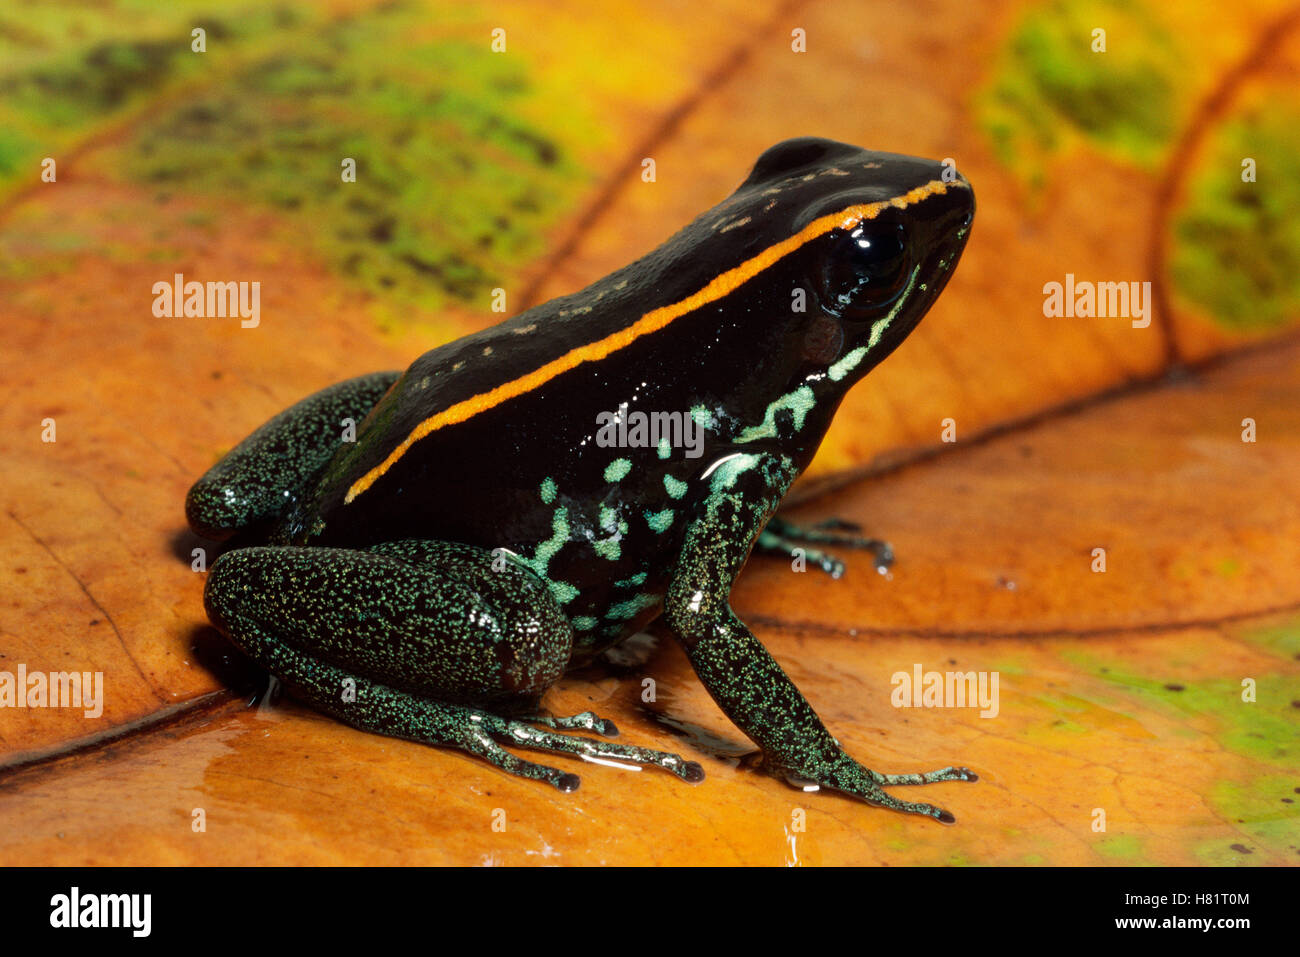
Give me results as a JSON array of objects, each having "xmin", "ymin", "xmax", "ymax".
[{"xmin": 817, "ymin": 220, "xmax": 910, "ymax": 320}]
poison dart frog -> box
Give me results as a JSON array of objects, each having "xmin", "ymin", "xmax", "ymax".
[{"xmin": 187, "ymin": 137, "xmax": 977, "ymax": 822}]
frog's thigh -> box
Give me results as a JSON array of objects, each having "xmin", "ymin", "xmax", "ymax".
[
  {"xmin": 205, "ymin": 540, "xmax": 571, "ymax": 710},
  {"xmin": 186, "ymin": 370, "xmax": 400, "ymax": 540}
]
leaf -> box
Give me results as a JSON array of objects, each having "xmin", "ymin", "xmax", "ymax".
[{"xmin": 1, "ymin": 0, "xmax": 1297, "ymax": 865}]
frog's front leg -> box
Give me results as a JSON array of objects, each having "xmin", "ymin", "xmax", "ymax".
[
  {"xmin": 665, "ymin": 454, "xmax": 976, "ymax": 822},
  {"xmin": 204, "ymin": 539, "xmax": 703, "ymax": 789},
  {"xmin": 756, "ymin": 516, "xmax": 894, "ymax": 580}
]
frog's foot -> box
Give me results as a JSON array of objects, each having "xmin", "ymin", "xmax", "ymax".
[
  {"xmin": 526, "ymin": 710, "xmax": 619, "ymax": 736},
  {"xmin": 779, "ymin": 757, "xmax": 977, "ymax": 824},
  {"xmin": 227, "ymin": 625, "xmax": 703, "ymax": 792},
  {"xmin": 757, "ymin": 516, "xmax": 894, "ymax": 579}
]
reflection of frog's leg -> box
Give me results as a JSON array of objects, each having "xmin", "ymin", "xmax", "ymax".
[
  {"xmin": 204, "ymin": 540, "xmax": 702, "ymax": 789},
  {"xmin": 666, "ymin": 454, "xmax": 975, "ymax": 822},
  {"xmin": 756, "ymin": 516, "xmax": 893, "ymax": 579},
  {"xmin": 186, "ymin": 370, "xmax": 400, "ymax": 541}
]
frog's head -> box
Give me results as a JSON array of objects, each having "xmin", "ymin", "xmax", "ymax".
[{"xmin": 738, "ymin": 137, "xmax": 975, "ymax": 395}]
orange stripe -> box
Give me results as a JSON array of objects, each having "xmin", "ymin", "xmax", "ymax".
[{"xmin": 345, "ymin": 178, "xmax": 958, "ymax": 504}]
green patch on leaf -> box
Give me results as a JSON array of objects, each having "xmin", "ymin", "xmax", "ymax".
[
  {"xmin": 1196, "ymin": 777, "xmax": 1297, "ymax": 865},
  {"xmin": 977, "ymin": 0, "xmax": 1185, "ymax": 188},
  {"xmin": 1095, "ymin": 833, "xmax": 1144, "ymax": 860},
  {"xmin": 1066, "ymin": 636, "xmax": 1300, "ymax": 860},
  {"xmin": 1068, "ymin": 654, "xmax": 1295, "ymax": 765},
  {"xmin": 0, "ymin": 2, "xmax": 278, "ymax": 192},
  {"xmin": 1170, "ymin": 106, "xmax": 1300, "ymax": 332},
  {"xmin": 1213, "ymin": 558, "xmax": 1242, "ymax": 578},
  {"xmin": 1239, "ymin": 618, "xmax": 1300, "ymax": 661},
  {"xmin": 0, "ymin": 2, "xmax": 599, "ymax": 323},
  {"xmin": 115, "ymin": 4, "xmax": 592, "ymax": 318}
]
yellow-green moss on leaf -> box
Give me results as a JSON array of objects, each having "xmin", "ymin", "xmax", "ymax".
[
  {"xmin": 1170, "ymin": 106, "xmax": 1300, "ymax": 332},
  {"xmin": 978, "ymin": 0, "xmax": 1184, "ymax": 188}
]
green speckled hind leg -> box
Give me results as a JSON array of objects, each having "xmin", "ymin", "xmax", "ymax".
[
  {"xmin": 667, "ymin": 454, "xmax": 976, "ymax": 823},
  {"xmin": 186, "ymin": 370, "xmax": 400, "ymax": 541},
  {"xmin": 204, "ymin": 540, "xmax": 703, "ymax": 789},
  {"xmin": 757, "ymin": 516, "xmax": 894, "ymax": 579}
]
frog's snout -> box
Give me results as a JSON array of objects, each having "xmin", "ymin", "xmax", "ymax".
[{"xmin": 912, "ymin": 170, "xmax": 975, "ymax": 281}]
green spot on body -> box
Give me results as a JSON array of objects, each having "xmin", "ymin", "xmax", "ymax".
[
  {"xmin": 689, "ymin": 405, "xmax": 715, "ymax": 429},
  {"xmin": 599, "ymin": 505, "xmax": 618, "ymax": 531},
  {"xmin": 615, "ymin": 571, "xmax": 648, "ymax": 588},
  {"xmin": 606, "ymin": 592, "xmax": 659, "ymax": 621},
  {"xmin": 656, "ymin": 437, "xmax": 671, "ymax": 459},
  {"xmin": 735, "ymin": 386, "xmax": 815, "ymax": 443},
  {"xmin": 548, "ymin": 580, "xmax": 579, "ymax": 604},
  {"xmin": 708, "ymin": 453, "xmax": 761, "ymax": 491},
  {"xmin": 827, "ymin": 346, "xmax": 868, "ymax": 382},
  {"xmin": 645, "ymin": 508, "xmax": 675, "ymax": 533},
  {"xmin": 571, "ymin": 616, "xmax": 598, "ymax": 631},
  {"xmin": 593, "ymin": 538, "xmax": 621, "ymax": 561},
  {"xmin": 663, "ymin": 474, "xmax": 688, "ymax": 499},
  {"xmin": 517, "ymin": 506, "xmax": 569, "ymax": 581},
  {"xmin": 603, "ymin": 458, "xmax": 631, "ymax": 483},
  {"xmin": 539, "ymin": 477, "xmax": 557, "ymax": 504}
]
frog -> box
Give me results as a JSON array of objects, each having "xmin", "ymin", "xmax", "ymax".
[{"xmin": 186, "ymin": 136, "xmax": 978, "ymax": 822}]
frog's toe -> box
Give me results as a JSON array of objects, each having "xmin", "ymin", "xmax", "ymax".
[
  {"xmin": 494, "ymin": 751, "xmax": 582, "ymax": 792},
  {"xmin": 789, "ymin": 773, "xmax": 959, "ymax": 822},
  {"xmin": 820, "ymin": 554, "xmax": 847, "ymax": 579},
  {"xmin": 458, "ymin": 725, "xmax": 584, "ymax": 791},
  {"xmin": 492, "ymin": 751, "xmax": 583, "ymax": 793},
  {"xmin": 870, "ymin": 765, "xmax": 979, "ymax": 786},
  {"xmin": 765, "ymin": 516, "xmax": 896, "ymax": 575},
  {"xmin": 790, "ymin": 755, "xmax": 977, "ymax": 822},
  {"xmin": 528, "ymin": 710, "xmax": 620, "ymax": 737},
  {"xmin": 860, "ymin": 787, "xmax": 958, "ymax": 824},
  {"xmin": 500, "ymin": 720, "xmax": 704, "ymax": 784},
  {"xmin": 813, "ymin": 518, "xmax": 863, "ymax": 533}
]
